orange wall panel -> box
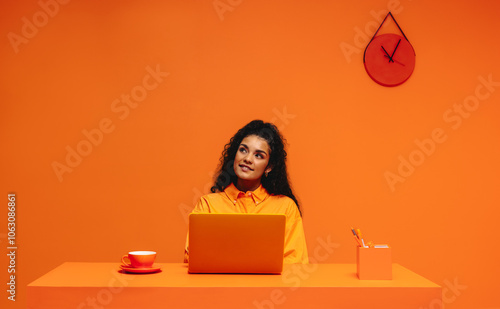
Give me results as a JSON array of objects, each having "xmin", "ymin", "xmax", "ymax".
[{"xmin": 1, "ymin": 1, "xmax": 499, "ymax": 308}]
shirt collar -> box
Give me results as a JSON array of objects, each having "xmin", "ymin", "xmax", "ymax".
[{"xmin": 224, "ymin": 183, "xmax": 269, "ymax": 204}]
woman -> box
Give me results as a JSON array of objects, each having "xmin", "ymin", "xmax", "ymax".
[{"xmin": 184, "ymin": 120, "xmax": 308, "ymax": 264}]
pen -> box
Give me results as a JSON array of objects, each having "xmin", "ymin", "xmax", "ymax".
[
  {"xmin": 356, "ymin": 229, "xmax": 368, "ymax": 248},
  {"xmin": 351, "ymin": 228, "xmax": 363, "ymax": 247}
]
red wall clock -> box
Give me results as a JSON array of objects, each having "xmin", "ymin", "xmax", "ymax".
[{"xmin": 363, "ymin": 13, "xmax": 416, "ymax": 87}]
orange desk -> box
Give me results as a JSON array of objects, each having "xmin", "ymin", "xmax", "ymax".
[{"xmin": 28, "ymin": 263, "xmax": 441, "ymax": 309}]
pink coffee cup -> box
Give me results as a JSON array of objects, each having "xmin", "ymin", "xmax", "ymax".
[{"xmin": 121, "ymin": 251, "xmax": 156, "ymax": 268}]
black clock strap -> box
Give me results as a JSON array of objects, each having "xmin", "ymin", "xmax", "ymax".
[{"xmin": 367, "ymin": 12, "xmax": 413, "ymax": 48}]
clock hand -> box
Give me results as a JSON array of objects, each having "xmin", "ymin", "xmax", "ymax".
[
  {"xmin": 390, "ymin": 39, "xmax": 402, "ymax": 61},
  {"xmin": 383, "ymin": 55, "xmax": 405, "ymax": 66},
  {"xmin": 392, "ymin": 58, "xmax": 405, "ymax": 66},
  {"xmin": 381, "ymin": 46, "xmax": 393, "ymax": 62}
]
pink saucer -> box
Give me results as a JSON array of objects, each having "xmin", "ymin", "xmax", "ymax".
[{"xmin": 119, "ymin": 264, "xmax": 161, "ymax": 274}]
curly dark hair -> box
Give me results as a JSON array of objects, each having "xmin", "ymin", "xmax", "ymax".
[{"xmin": 210, "ymin": 120, "xmax": 302, "ymax": 216}]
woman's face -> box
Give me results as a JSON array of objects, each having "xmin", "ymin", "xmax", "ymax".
[{"xmin": 233, "ymin": 134, "xmax": 272, "ymax": 191}]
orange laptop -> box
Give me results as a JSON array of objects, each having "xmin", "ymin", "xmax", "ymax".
[{"xmin": 188, "ymin": 213, "xmax": 286, "ymax": 274}]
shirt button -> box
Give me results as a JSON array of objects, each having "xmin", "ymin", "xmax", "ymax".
[
  {"xmin": 233, "ymin": 200, "xmax": 237, "ymax": 204},
  {"xmin": 247, "ymin": 192, "xmax": 252, "ymax": 196}
]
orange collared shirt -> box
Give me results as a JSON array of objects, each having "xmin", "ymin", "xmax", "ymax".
[{"xmin": 184, "ymin": 183, "xmax": 309, "ymax": 264}]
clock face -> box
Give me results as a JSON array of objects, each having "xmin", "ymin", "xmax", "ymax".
[{"xmin": 364, "ymin": 33, "xmax": 415, "ymax": 87}]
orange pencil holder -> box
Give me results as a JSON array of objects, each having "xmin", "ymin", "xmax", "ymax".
[{"xmin": 356, "ymin": 246, "xmax": 392, "ymax": 280}]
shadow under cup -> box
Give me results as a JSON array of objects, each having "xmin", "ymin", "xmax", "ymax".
[{"xmin": 122, "ymin": 251, "xmax": 156, "ymax": 268}]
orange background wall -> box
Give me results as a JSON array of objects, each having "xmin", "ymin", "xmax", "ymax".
[{"xmin": 1, "ymin": 0, "xmax": 499, "ymax": 308}]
